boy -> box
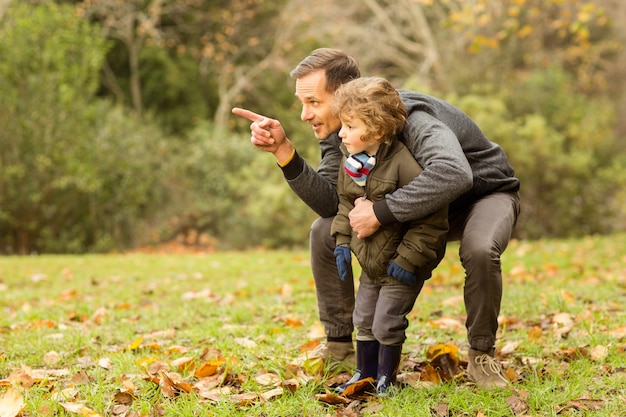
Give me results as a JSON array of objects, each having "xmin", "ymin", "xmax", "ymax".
[{"xmin": 330, "ymin": 77, "xmax": 448, "ymax": 395}]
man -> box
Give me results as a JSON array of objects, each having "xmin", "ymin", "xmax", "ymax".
[{"xmin": 232, "ymin": 48, "xmax": 520, "ymax": 389}]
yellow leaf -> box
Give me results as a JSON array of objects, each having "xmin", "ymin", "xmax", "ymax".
[
  {"xmin": 135, "ymin": 356, "xmax": 158, "ymax": 367},
  {"xmin": 303, "ymin": 357, "xmax": 324, "ymax": 376},
  {"xmin": 426, "ymin": 344, "xmax": 461, "ymax": 380},
  {"xmin": 426, "ymin": 343, "xmax": 459, "ymax": 361},
  {"xmin": 422, "ymin": 365, "xmax": 442, "ymax": 383},
  {"xmin": 127, "ymin": 337, "xmax": 144, "ymax": 350}
]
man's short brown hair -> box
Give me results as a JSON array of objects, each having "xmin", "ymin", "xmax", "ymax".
[{"xmin": 290, "ymin": 48, "xmax": 360, "ymax": 93}]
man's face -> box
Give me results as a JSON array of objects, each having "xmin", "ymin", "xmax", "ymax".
[{"xmin": 295, "ymin": 69, "xmax": 341, "ymax": 140}]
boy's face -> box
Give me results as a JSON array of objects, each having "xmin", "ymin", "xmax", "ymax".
[
  {"xmin": 295, "ymin": 69, "xmax": 341, "ymax": 140},
  {"xmin": 338, "ymin": 113, "xmax": 381, "ymax": 155}
]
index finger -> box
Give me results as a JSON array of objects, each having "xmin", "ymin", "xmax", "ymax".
[{"xmin": 232, "ymin": 107, "xmax": 266, "ymax": 123}]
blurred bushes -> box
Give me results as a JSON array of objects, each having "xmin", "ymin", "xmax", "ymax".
[
  {"xmin": 1, "ymin": 2, "xmax": 624, "ymax": 253},
  {"xmin": 446, "ymin": 66, "xmax": 626, "ymax": 239}
]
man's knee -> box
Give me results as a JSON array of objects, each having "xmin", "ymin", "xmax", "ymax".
[
  {"xmin": 460, "ymin": 238, "xmax": 499, "ymax": 264},
  {"xmin": 310, "ymin": 217, "xmax": 333, "ymax": 244}
]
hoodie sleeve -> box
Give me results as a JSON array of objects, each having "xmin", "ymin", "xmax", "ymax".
[
  {"xmin": 373, "ymin": 110, "xmax": 472, "ymax": 225},
  {"xmin": 279, "ymin": 134, "xmax": 342, "ymax": 218},
  {"xmin": 330, "ymin": 164, "xmax": 353, "ymax": 247}
]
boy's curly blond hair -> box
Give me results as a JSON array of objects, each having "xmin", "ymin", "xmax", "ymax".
[{"xmin": 332, "ymin": 76, "xmax": 407, "ymax": 144}]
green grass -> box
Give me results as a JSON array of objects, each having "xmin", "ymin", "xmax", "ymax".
[{"xmin": 1, "ymin": 234, "xmax": 626, "ymax": 416}]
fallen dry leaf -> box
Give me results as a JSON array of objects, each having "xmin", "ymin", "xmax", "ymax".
[
  {"xmin": 234, "ymin": 337, "xmax": 257, "ymax": 349},
  {"xmin": 165, "ymin": 345, "xmax": 189, "ymax": 355},
  {"xmin": 230, "ymin": 392, "xmax": 258, "ymax": 406},
  {"xmin": 43, "ymin": 351, "xmax": 61, "ymax": 365},
  {"xmin": 127, "ymin": 337, "xmax": 143, "ymax": 351},
  {"xmin": 589, "ymin": 345, "xmax": 609, "ymax": 361},
  {"xmin": 340, "ymin": 377, "xmax": 375, "ymax": 397},
  {"xmin": 306, "ymin": 322, "xmax": 326, "ymax": 340},
  {"xmin": 58, "ymin": 402, "xmax": 102, "ymax": 417},
  {"xmin": 528, "ymin": 326, "xmax": 543, "ymax": 342},
  {"xmin": 551, "ymin": 312, "xmax": 574, "ymax": 338},
  {"xmin": 157, "ymin": 371, "xmax": 193, "ymax": 397},
  {"xmin": 7, "ymin": 368, "xmax": 34, "ymax": 389},
  {"xmin": 506, "ymin": 394, "xmax": 530, "ymax": 415},
  {"xmin": 432, "ymin": 401, "xmax": 449, "ymax": 417},
  {"xmin": 260, "ymin": 387, "xmax": 283, "ymax": 401},
  {"xmin": 427, "ymin": 343, "xmax": 461, "ymax": 381},
  {"xmin": 147, "ymin": 360, "xmax": 170, "ymax": 376},
  {"xmin": 281, "ymin": 378, "xmax": 299, "ymax": 393},
  {"xmin": 195, "ymin": 385, "xmax": 233, "ymax": 401},
  {"xmin": 423, "ymin": 364, "xmax": 442, "ymax": 383},
  {"xmin": 560, "ymin": 289, "xmax": 576, "ymax": 305},
  {"xmin": 50, "ymin": 387, "xmax": 80, "ymax": 402},
  {"xmin": 113, "ymin": 390, "xmax": 134, "ymax": 406},
  {"xmin": 559, "ymin": 396, "xmax": 605, "ymax": 413},
  {"xmin": 282, "ymin": 315, "xmax": 303, "ymax": 328},
  {"xmin": 428, "ymin": 317, "xmax": 465, "ymax": 332},
  {"xmin": 298, "ymin": 339, "xmax": 321, "ymax": 353},
  {"xmin": 70, "ymin": 370, "xmax": 93, "ymax": 385},
  {"xmin": 194, "ymin": 359, "xmax": 225, "ymax": 378},
  {"xmin": 315, "ymin": 389, "xmax": 351, "ymax": 405},
  {"xmin": 0, "ymin": 387, "xmax": 24, "ymax": 417},
  {"xmin": 98, "ymin": 357, "xmax": 112, "ymax": 370},
  {"xmin": 254, "ymin": 372, "xmax": 281, "ymax": 386},
  {"xmin": 171, "ymin": 356, "xmax": 195, "ymax": 373},
  {"xmin": 500, "ymin": 340, "xmax": 523, "ymax": 356}
]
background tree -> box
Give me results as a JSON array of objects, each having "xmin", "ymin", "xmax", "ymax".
[
  {"xmin": 2, "ymin": 0, "xmax": 625, "ymax": 253},
  {"xmin": 0, "ymin": 3, "xmax": 173, "ymax": 253}
]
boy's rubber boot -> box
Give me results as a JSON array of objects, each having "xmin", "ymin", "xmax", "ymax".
[
  {"xmin": 335, "ymin": 340, "xmax": 380, "ymax": 394},
  {"xmin": 375, "ymin": 344, "xmax": 403, "ymax": 397}
]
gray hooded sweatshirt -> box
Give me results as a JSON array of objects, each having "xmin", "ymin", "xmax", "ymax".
[{"xmin": 280, "ymin": 90, "xmax": 520, "ymax": 224}]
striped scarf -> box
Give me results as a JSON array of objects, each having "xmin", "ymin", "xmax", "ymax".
[{"xmin": 344, "ymin": 152, "xmax": 376, "ymax": 187}]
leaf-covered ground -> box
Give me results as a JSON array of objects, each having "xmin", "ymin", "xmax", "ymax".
[{"xmin": 1, "ymin": 234, "xmax": 625, "ymax": 416}]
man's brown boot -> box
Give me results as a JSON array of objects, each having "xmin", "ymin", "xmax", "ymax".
[
  {"xmin": 308, "ymin": 341, "xmax": 356, "ymax": 371},
  {"xmin": 467, "ymin": 348, "xmax": 509, "ymax": 389}
]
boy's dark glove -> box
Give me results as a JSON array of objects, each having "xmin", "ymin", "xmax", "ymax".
[
  {"xmin": 387, "ymin": 261, "xmax": 417, "ymax": 285},
  {"xmin": 333, "ymin": 245, "xmax": 352, "ymax": 281}
]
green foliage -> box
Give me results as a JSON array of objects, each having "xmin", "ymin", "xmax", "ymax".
[
  {"xmin": 136, "ymin": 45, "xmax": 212, "ymax": 136},
  {"xmin": 2, "ymin": 0, "xmax": 625, "ymax": 252},
  {"xmin": 0, "ymin": 3, "xmax": 173, "ymax": 253},
  {"xmin": 0, "ymin": 3, "xmax": 109, "ymax": 253},
  {"xmin": 163, "ymin": 122, "xmax": 315, "ymax": 250},
  {"xmin": 450, "ymin": 66, "xmax": 626, "ymax": 238}
]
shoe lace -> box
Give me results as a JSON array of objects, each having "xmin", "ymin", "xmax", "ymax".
[
  {"xmin": 474, "ymin": 354, "xmax": 509, "ymax": 384},
  {"xmin": 308, "ymin": 342, "xmax": 329, "ymax": 357}
]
